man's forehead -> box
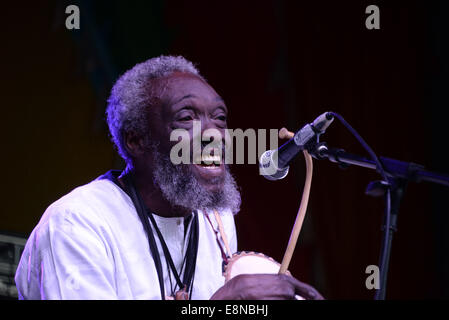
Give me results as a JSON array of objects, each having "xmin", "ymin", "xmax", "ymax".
[{"xmin": 155, "ymin": 72, "xmax": 221, "ymax": 104}]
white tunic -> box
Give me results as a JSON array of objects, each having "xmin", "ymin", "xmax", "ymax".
[{"xmin": 14, "ymin": 178, "xmax": 237, "ymax": 300}]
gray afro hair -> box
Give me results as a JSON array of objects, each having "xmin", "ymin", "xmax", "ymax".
[{"xmin": 106, "ymin": 55, "xmax": 204, "ymax": 164}]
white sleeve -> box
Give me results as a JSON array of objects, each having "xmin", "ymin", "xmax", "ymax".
[{"xmin": 15, "ymin": 204, "xmax": 118, "ymax": 299}]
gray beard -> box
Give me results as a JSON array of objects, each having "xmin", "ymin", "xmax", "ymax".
[{"xmin": 151, "ymin": 145, "xmax": 241, "ymax": 215}]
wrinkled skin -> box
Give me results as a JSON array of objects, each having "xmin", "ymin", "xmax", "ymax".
[{"xmin": 121, "ymin": 71, "xmax": 324, "ymax": 300}]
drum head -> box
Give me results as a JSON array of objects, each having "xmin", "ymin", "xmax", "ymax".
[
  {"xmin": 223, "ymin": 251, "xmax": 304, "ymax": 300},
  {"xmin": 223, "ymin": 251, "xmax": 291, "ymax": 282}
]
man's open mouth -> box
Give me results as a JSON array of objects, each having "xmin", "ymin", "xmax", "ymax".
[
  {"xmin": 194, "ymin": 155, "xmax": 221, "ymax": 169},
  {"xmin": 192, "ymin": 155, "xmax": 224, "ymax": 180}
]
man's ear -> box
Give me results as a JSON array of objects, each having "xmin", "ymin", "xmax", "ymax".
[{"xmin": 123, "ymin": 130, "xmax": 146, "ymax": 158}]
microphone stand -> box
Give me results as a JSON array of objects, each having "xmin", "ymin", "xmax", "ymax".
[{"xmin": 308, "ymin": 141, "xmax": 449, "ymax": 299}]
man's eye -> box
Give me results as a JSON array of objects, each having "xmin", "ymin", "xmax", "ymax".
[
  {"xmin": 178, "ymin": 116, "xmax": 193, "ymax": 121},
  {"xmin": 217, "ymin": 115, "xmax": 227, "ymax": 121}
]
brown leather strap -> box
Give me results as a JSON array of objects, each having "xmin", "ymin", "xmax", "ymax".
[
  {"xmin": 213, "ymin": 209, "xmax": 233, "ymax": 258},
  {"xmin": 205, "ymin": 212, "xmax": 229, "ymax": 263}
]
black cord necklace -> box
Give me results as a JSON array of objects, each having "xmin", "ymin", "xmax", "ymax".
[
  {"xmin": 148, "ymin": 210, "xmax": 198, "ymax": 299},
  {"xmin": 121, "ymin": 171, "xmax": 199, "ymax": 300}
]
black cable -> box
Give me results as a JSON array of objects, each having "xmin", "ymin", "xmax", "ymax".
[
  {"xmin": 121, "ymin": 172, "xmax": 166, "ymax": 300},
  {"xmin": 328, "ymin": 112, "xmax": 391, "ymax": 300}
]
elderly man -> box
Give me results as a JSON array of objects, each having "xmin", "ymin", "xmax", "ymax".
[{"xmin": 15, "ymin": 56, "xmax": 323, "ymax": 300}]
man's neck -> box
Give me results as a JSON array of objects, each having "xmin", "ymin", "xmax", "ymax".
[{"xmin": 119, "ymin": 166, "xmax": 191, "ymax": 218}]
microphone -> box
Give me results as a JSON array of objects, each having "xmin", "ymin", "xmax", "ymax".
[{"xmin": 259, "ymin": 112, "xmax": 334, "ymax": 180}]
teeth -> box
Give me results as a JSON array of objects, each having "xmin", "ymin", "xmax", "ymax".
[
  {"xmin": 194, "ymin": 155, "xmax": 221, "ymax": 164},
  {"xmin": 202, "ymin": 156, "xmax": 221, "ymax": 162},
  {"xmin": 201, "ymin": 165, "xmax": 220, "ymax": 170}
]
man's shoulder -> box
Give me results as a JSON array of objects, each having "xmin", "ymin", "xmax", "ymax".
[
  {"xmin": 53, "ymin": 176, "xmax": 126, "ymax": 209},
  {"xmin": 37, "ymin": 175, "xmax": 133, "ymax": 232}
]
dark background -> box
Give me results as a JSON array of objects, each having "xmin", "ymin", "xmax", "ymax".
[{"xmin": 1, "ymin": 0, "xmax": 448, "ymax": 299}]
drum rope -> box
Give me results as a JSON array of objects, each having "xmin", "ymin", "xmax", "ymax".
[{"xmin": 278, "ymin": 130, "xmax": 314, "ymax": 275}]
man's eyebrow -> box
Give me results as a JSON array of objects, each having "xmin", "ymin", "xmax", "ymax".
[{"xmin": 174, "ymin": 94, "xmax": 196, "ymax": 105}]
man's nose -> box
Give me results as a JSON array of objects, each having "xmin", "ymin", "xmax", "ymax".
[
  {"xmin": 200, "ymin": 117, "xmax": 217, "ymax": 131},
  {"xmin": 200, "ymin": 118, "xmax": 226, "ymax": 146},
  {"xmin": 200, "ymin": 118, "xmax": 224, "ymax": 136}
]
